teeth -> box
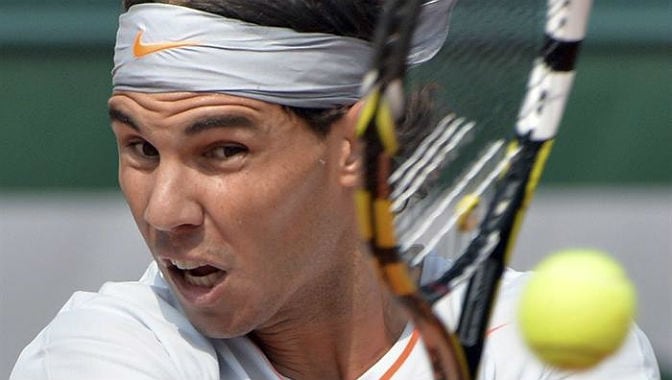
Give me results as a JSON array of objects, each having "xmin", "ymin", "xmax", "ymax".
[
  {"xmin": 168, "ymin": 259, "xmax": 226, "ymax": 288},
  {"xmin": 184, "ymin": 271, "xmax": 225, "ymax": 287},
  {"xmin": 171, "ymin": 259, "xmax": 207, "ymax": 270}
]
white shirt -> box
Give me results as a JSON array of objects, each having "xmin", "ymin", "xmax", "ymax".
[{"xmin": 11, "ymin": 261, "xmax": 660, "ymax": 380}]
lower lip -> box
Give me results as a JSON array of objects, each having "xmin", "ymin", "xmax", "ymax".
[{"xmin": 168, "ymin": 266, "xmax": 229, "ymax": 307}]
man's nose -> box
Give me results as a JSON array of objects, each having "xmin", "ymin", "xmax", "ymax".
[{"xmin": 143, "ymin": 162, "xmax": 204, "ymax": 232}]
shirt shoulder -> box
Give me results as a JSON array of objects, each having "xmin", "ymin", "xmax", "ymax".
[{"xmin": 10, "ymin": 263, "xmax": 220, "ymax": 380}]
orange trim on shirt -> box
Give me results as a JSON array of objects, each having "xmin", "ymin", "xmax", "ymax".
[
  {"xmin": 486, "ymin": 323, "xmax": 509, "ymax": 336},
  {"xmin": 379, "ymin": 329, "xmax": 421, "ymax": 380},
  {"xmin": 379, "ymin": 323, "xmax": 507, "ymax": 380}
]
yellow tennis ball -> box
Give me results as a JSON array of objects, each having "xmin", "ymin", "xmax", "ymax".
[{"xmin": 518, "ymin": 249, "xmax": 636, "ymax": 370}]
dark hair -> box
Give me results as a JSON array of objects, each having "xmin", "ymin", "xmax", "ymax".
[{"xmin": 121, "ymin": 0, "xmax": 432, "ymax": 146}]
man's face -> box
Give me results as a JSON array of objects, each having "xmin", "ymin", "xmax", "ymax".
[{"xmin": 108, "ymin": 92, "xmax": 360, "ymax": 337}]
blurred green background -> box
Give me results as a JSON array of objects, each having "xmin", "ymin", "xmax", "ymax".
[
  {"xmin": 0, "ymin": 0, "xmax": 670, "ymax": 190},
  {"xmin": 1, "ymin": 1, "xmax": 670, "ymax": 378}
]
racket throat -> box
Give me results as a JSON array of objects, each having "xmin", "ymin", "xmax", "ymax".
[{"xmin": 456, "ymin": 259, "xmax": 505, "ymax": 376}]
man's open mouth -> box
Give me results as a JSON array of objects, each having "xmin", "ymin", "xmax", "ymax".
[{"xmin": 169, "ymin": 259, "xmax": 226, "ymax": 288}]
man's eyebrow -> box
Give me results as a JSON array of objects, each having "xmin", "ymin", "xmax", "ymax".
[
  {"xmin": 185, "ymin": 114, "xmax": 257, "ymax": 135},
  {"xmin": 108, "ymin": 108, "xmax": 256, "ymax": 134},
  {"xmin": 108, "ymin": 107, "xmax": 139, "ymax": 131}
]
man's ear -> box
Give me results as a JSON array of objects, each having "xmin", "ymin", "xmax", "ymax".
[{"xmin": 337, "ymin": 101, "xmax": 363, "ymax": 188}]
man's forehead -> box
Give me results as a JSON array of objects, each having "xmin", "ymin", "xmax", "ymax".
[{"xmin": 107, "ymin": 92, "xmax": 274, "ymax": 134}]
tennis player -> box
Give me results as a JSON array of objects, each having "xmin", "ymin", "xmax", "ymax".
[{"xmin": 11, "ymin": 1, "xmax": 660, "ymax": 379}]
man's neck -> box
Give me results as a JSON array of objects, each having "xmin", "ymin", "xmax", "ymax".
[{"xmin": 250, "ymin": 253, "xmax": 408, "ymax": 380}]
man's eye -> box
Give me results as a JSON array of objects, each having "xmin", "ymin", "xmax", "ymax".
[
  {"xmin": 130, "ymin": 141, "xmax": 158, "ymax": 158},
  {"xmin": 206, "ymin": 144, "xmax": 248, "ymax": 160}
]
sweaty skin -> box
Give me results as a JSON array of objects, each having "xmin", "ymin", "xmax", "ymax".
[{"xmin": 108, "ymin": 92, "xmax": 407, "ymax": 379}]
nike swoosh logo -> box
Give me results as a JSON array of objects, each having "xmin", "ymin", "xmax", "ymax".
[{"xmin": 132, "ymin": 30, "xmax": 197, "ymax": 58}]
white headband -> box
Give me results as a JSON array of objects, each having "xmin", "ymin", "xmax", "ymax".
[{"xmin": 112, "ymin": 2, "xmax": 455, "ymax": 108}]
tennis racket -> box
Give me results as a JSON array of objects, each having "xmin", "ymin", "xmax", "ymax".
[{"xmin": 356, "ymin": 0, "xmax": 593, "ymax": 379}]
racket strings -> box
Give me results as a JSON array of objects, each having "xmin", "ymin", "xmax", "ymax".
[
  {"xmin": 397, "ymin": 140, "xmax": 518, "ymax": 267},
  {"xmin": 395, "ymin": 137, "xmax": 504, "ymax": 238},
  {"xmin": 389, "ymin": 0, "xmax": 547, "ymax": 274},
  {"xmin": 390, "ymin": 113, "xmax": 461, "ymax": 184},
  {"xmin": 390, "ymin": 116, "xmax": 475, "ymax": 212}
]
